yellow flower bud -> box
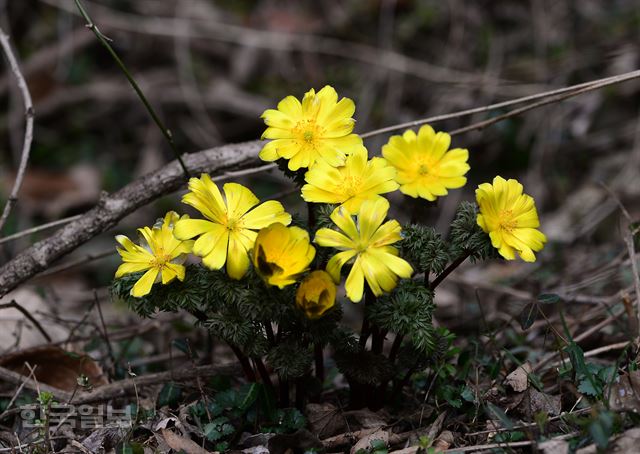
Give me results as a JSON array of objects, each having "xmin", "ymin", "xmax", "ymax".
[{"xmin": 295, "ymin": 271, "xmax": 337, "ymax": 319}]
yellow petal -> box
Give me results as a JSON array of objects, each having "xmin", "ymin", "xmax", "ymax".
[
  {"xmin": 242, "ymin": 200, "xmax": 291, "ymax": 229},
  {"xmin": 115, "ymin": 262, "xmax": 151, "ymax": 278},
  {"xmin": 345, "ymin": 257, "xmax": 365, "ymax": 302},
  {"xmin": 131, "ymin": 268, "xmax": 159, "ymax": 297},
  {"xmin": 226, "ymin": 235, "xmax": 250, "ymax": 279},
  {"xmin": 174, "ymin": 219, "xmax": 217, "ymax": 240}
]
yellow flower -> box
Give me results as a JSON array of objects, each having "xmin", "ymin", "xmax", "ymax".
[
  {"xmin": 260, "ymin": 85, "xmax": 366, "ymax": 171},
  {"xmin": 115, "ymin": 211, "xmax": 193, "ymax": 298},
  {"xmin": 295, "ymin": 270, "xmax": 337, "ymax": 319},
  {"xmin": 314, "ymin": 198, "xmax": 413, "ymax": 303},
  {"xmin": 382, "ymin": 125, "xmax": 470, "ymax": 200},
  {"xmin": 476, "ymin": 176, "xmax": 547, "ymax": 262},
  {"xmin": 301, "ymin": 147, "xmax": 399, "ymax": 214},
  {"xmin": 173, "ymin": 174, "xmax": 291, "ymax": 279},
  {"xmin": 251, "ymin": 223, "xmax": 316, "ymax": 288}
]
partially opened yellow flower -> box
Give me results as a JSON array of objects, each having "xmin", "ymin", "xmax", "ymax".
[
  {"xmin": 315, "ymin": 198, "xmax": 413, "ymax": 303},
  {"xmin": 251, "ymin": 223, "xmax": 316, "ymax": 288},
  {"xmin": 115, "ymin": 211, "xmax": 193, "ymax": 297},
  {"xmin": 476, "ymin": 176, "xmax": 546, "ymax": 262},
  {"xmin": 295, "ymin": 270, "xmax": 337, "ymax": 319},
  {"xmin": 174, "ymin": 174, "xmax": 291, "ymax": 279},
  {"xmin": 301, "ymin": 147, "xmax": 399, "ymax": 214},
  {"xmin": 382, "ymin": 125, "xmax": 469, "ymax": 200},
  {"xmin": 260, "ymin": 85, "xmax": 366, "ymax": 171}
]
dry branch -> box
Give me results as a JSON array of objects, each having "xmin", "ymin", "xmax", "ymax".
[
  {"xmin": 0, "ymin": 27, "xmax": 35, "ymax": 232},
  {"xmin": 0, "ymin": 140, "xmax": 263, "ymax": 298}
]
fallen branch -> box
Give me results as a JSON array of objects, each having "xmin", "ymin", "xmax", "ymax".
[{"xmin": 0, "ymin": 140, "xmax": 263, "ymax": 298}]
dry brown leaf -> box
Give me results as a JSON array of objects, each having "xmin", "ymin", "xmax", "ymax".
[
  {"xmin": 0, "ymin": 345, "xmax": 107, "ymax": 391},
  {"xmin": 517, "ymin": 388, "xmax": 561, "ymax": 416},
  {"xmin": 433, "ymin": 430, "xmax": 454, "ymax": 452},
  {"xmin": 609, "ymin": 370, "xmax": 640, "ymax": 412},
  {"xmin": 161, "ymin": 429, "xmax": 212, "ymax": 454},
  {"xmin": 350, "ymin": 428, "xmax": 389, "ymax": 454},
  {"xmin": 505, "ymin": 362, "xmax": 532, "ymax": 393},
  {"xmin": 539, "ymin": 438, "xmax": 569, "ymax": 454},
  {"xmin": 576, "ymin": 427, "xmax": 640, "ymax": 453},
  {"xmin": 306, "ymin": 402, "xmax": 346, "ymax": 439}
]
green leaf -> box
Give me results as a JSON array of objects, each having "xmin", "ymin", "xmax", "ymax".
[
  {"xmin": 589, "ymin": 411, "xmax": 614, "ymax": 449},
  {"xmin": 157, "ymin": 382, "xmax": 182, "ymax": 408},
  {"xmin": 115, "ymin": 443, "xmax": 144, "ymax": 454},
  {"xmin": 171, "ymin": 338, "xmax": 195, "ymax": 357},
  {"xmin": 537, "ymin": 293, "xmax": 562, "ymax": 304},
  {"xmin": 204, "ymin": 416, "xmax": 234, "ymax": 441},
  {"xmin": 518, "ymin": 302, "xmax": 538, "ymax": 330},
  {"xmin": 485, "ymin": 402, "xmax": 514, "ymax": 430},
  {"xmin": 461, "ymin": 386, "xmax": 475, "ymax": 403},
  {"xmin": 238, "ymin": 383, "xmax": 259, "ymax": 411}
]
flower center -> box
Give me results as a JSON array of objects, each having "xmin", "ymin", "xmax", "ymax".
[
  {"xmin": 226, "ymin": 217, "xmax": 243, "ymax": 232},
  {"xmin": 418, "ymin": 164, "xmax": 429, "ymax": 175},
  {"xmin": 498, "ymin": 209, "xmax": 518, "ymax": 232},
  {"xmin": 294, "ymin": 119, "xmax": 324, "ymax": 146},
  {"xmin": 151, "ymin": 253, "xmax": 172, "ymax": 268},
  {"xmin": 342, "ymin": 175, "xmax": 362, "ymax": 197}
]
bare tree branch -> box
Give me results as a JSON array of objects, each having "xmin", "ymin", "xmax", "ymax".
[
  {"xmin": 0, "ymin": 141, "xmax": 263, "ymax": 298},
  {"xmin": 0, "ymin": 27, "xmax": 35, "ymax": 232}
]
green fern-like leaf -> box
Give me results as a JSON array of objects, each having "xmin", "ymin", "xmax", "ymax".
[
  {"xmin": 267, "ymin": 340, "xmax": 313, "ymax": 380},
  {"xmin": 449, "ymin": 202, "xmax": 499, "ymax": 261},
  {"xmin": 400, "ymin": 224, "xmax": 449, "ymax": 274}
]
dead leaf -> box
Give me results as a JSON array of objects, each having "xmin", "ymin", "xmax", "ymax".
[
  {"xmin": 505, "ymin": 362, "xmax": 532, "ymax": 393},
  {"xmin": 576, "ymin": 427, "xmax": 640, "ymax": 453},
  {"xmin": 161, "ymin": 429, "xmax": 211, "ymax": 454},
  {"xmin": 349, "ymin": 408, "xmax": 388, "ymax": 429},
  {"xmin": 539, "ymin": 438, "xmax": 569, "ymax": 454},
  {"xmin": 517, "ymin": 388, "xmax": 561, "ymax": 416},
  {"xmin": 306, "ymin": 402, "xmax": 346, "ymax": 439},
  {"xmin": 609, "ymin": 370, "xmax": 640, "ymax": 412},
  {"xmin": 268, "ymin": 429, "xmax": 322, "ymax": 454},
  {"xmin": 433, "ymin": 430, "xmax": 454, "ymax": 452},
  {"xmin": 0, "ymin": 345, "xmax": 107, "ymax": 391},
  {"xmin": 350, "ymin": 428, "xmax": 389, "ymax": 454}
]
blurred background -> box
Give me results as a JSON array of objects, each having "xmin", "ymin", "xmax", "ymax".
[{"xmin": 0, "ymin": 0, "xmax": 639, "ymax": 356}]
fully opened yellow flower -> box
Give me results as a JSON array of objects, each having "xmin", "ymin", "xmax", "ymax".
[
  {"xmin": 295, "ymin": 270, "xmax": 337, "ymax": 319},
  {"xmin": 476, "ymin": 176, "xmax": 547, "ymax": 262},
  {"xmin": 301, "ymin": 147, "xmax": 399, "ymax": 214},
  {"xmin": 315, "ymin": 198, "xmax": 413, "ymax": 303},
  {"xmin": 115, "ymin": 212, "xmax": 193, "ymax": 297},
  {"xmin": 260, "ymin": 85, "xmax": 366, "ymax": 171},
  {"xmin": 174, "ymin": 174, "xmax": 291, "ymax": 279},
  {"xmin": 251, "ymin": 223, "xmax": 316, "ymax": 288},
  {"xmin": 382, "ymin": 125, "xmax": 469, "ymax": 200}
]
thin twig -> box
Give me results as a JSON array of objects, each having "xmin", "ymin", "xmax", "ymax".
[
  {"xmin": 0, "ymin": 215, "xmax": 82, "ymax": 245},
  {"xmin": 362, "ymin": 69, "xmax": 640, "ymax": 138},
  {"xmin": 0, "ymin": 27, "xmax": 35, "ymax": 232},
  {"xmin": 93, "ymin": 289, "xmax": 116, "ymax": 374},
  {"xmin": 73, "ymin": 0, "xmax": 190, "ymax": 178},
  {"xmin": 448, "ymin": 70, "xmax": 640, "ymax": 138},
  {"xmin": 0, "ymin": 300, "xmax": 51, "ymax": 342}
]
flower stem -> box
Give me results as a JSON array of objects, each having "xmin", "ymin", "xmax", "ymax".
[
  {"xmin": 73, "ymin": 0, "xmax": 190, "ymax": 179},
  {"xmin": 429, "ymin": 250, "xmax": 471, "ymax": 290},
  {"xmin": 254, "ymin": 358, "xmax": 275, "ymax": 391},
  {"xmin": 314, "ymin": 343, "xmax": 325, "ymax": 383},
  {"xmin": 279, "ymin": 378, "xmax": 290, "ymax": 407},
  {"xmin": 388, "ymin": 334, "xmax": 404, "ymax": 364},
  {"xmin": 230, "ymin": 345, "xmax": 257, "ymax": 382}
]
